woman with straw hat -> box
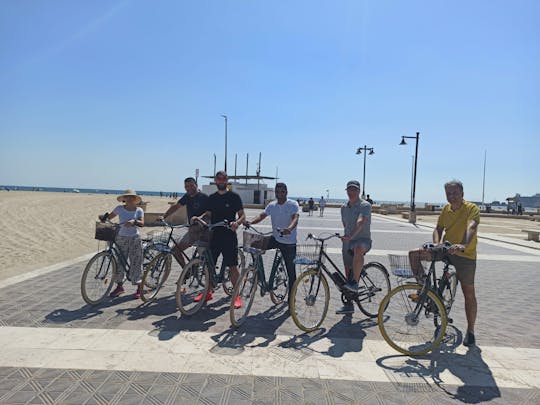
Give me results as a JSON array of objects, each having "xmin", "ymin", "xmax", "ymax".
[{"xmin": 98, "ymin": 189, "xmax": 145, "ymax": 299}]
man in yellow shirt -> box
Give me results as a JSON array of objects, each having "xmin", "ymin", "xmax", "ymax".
[{"xmin": 409, "ymin": 180, "xmax": 480, "ymax": 347}]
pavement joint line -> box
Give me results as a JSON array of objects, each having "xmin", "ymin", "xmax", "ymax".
[
  {"xmin": 0, "ymin": 253, "xmax": 95, "ymax": 290},
  {"xmin": 0, "ymin": 325, "xmax": 538, "ymax": 389}
]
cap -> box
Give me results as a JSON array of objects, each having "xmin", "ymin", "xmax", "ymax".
[{"xmin": 345, "ymin": 180, "xmax": 361, "ymax": 190}]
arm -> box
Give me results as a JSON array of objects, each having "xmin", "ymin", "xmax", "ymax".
[
  {"xmin": 248, "ymin": 212, "xmax": 268, "ymax": 226},
  {"xmin": 192, "ymin": 210, "xmax": 211, "ymax": 226},
  {"xmin": 342, "ymin": 215, "xmax": 368, "ymax": 241},
  {"xmin": 163, "ymin": 202, "xmax": 180, "ymax": 219},
  {"xmin": 231, "ymin": 209, "xmax": 246, "ymax": 231},
  {"xmin": 450, "ymin": 219, "xmax": 479, "ymax": 253},
  {"xmin": 433, "ymin": 226, "xmax": 443, "ymax": 244},
  {"xmin": 281, "ymin": 213, "xmax": 299, "ymax": 235}
]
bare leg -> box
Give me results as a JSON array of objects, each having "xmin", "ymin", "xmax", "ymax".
[
  {"xmin": 461, "ymin": 282, "xmax": 477, "ymax": 332},
  {"xmin": 352, "ymin": 245, "xmax": 367, "ymax": 282}
]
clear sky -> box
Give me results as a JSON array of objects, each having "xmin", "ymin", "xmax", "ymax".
[{"xmin": 1, "ymin": 0, "xmax": 538, "ymax": 204}]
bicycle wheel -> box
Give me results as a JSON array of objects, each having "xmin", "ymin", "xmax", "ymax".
[
  {"xmin": 357, "ymin": 262, "xmax": 391, "ymax": 318},
  {"xmin": 230, "ymin": 265, "xmax": 258, "ymax": 327},
  {"xmin": 141, "ymin": 252, "xmax": 172, "ymax": 302},
  {"xmin": 289, "ymin": 268, "xmax": 330, "ymax": 332},
  {"xmin": 222, "ymin": 248, "xmax": 245, "ymax": 296},
  {"xmin": 270, "ymin": 254, "xmax": 288, "ymax": 304},
  {"xmin": 176, "ymin": 257, "xmax": 210, "ymax": 316},
  {"xmin": 81, "ymin": 251, "xmax": 117, "ymax": 305},
  {"xmin": 440, "ymin": 272, "xmax": 457, "ymax": 314},
  {"xmin": 378, "ymin": 284, "xmax": 448, "ymax": 356}
]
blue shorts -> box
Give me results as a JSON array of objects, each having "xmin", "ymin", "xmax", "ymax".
[{"xmin": 342, "ymin": 238, "xmax": 372, "ymax": 268}]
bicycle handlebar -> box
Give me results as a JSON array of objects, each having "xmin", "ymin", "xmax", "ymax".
[
  {"xmin": 306, "ymin": 232, "xmax": 342, "ymax": 242},
  {"xmin": 243, "ymin": 223, "xmax": 273, "ymax": 236},
  {"xmin": 422, "ymin": 241, "xmax": 464, "ymax": 253},
  {"xmin": 157, "ymin": 217, "xmax": 190, "ymax": 229}
]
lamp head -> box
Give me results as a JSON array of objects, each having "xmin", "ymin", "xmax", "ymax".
[
  {"xmin": 356, "ymin": 147, "xmax": 362, "ymax": 155},
  {"xmin": 399, "ymin": 137, "xmax": 407, "ymax": 145},
  {"xmin": 369, "ymin": 149, "xmax": 375, "ymax": 155}
]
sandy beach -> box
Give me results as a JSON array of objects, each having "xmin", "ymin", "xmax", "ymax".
[{"xmin": 0, "ymin": 191, "xmax": 177, "ymax": 281}]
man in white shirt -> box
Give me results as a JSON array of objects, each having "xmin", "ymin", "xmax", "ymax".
[{"xmin": 246, "ymin": 182, "xmax": 300, "ymax": 295}]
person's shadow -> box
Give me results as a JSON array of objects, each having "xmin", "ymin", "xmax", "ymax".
[{"xmin": 376, "ymin": 327, "xmax": 501, "ymax": 403}]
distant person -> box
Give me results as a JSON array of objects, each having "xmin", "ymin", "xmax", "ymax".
[
  {"xmin": 366, "ymin": 194, "xmax": 374, "ymax": 205},
  {"xmin": 100, "ymin": 189, "xmax": 145, "ymax": 299},
  {"xmin": 246, "ymin": 182, "xmax": 300, "ymax": 295},
  {"xmin": 318, "ymin": 196, "xmax": 326, "ymax": 217},
  {"xmin": 408, "ymin": 180, "xmax": 480, "ymax": 347},
  {"xmin": 308, "ymin": 197, "xmax": 315, "ymax": 216},
  {"xmin": 162, "ymin": 177, "xmax": 209, "ymax": 267},
  {"xmin": 517, "ymin": 202, "xmax": 523, "ymax": 215},
  {"xmin": 336, "ymin": 180, "xmax": 372, "ymax": 315}
]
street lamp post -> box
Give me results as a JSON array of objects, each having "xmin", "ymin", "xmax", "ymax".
[
  {"xmin": 399, "ymin": 132, "xmax": 420, "ymax": 224},
  {"xmin": 356, "ymin": 145, "xmax": 374, "ymax": 199},
  {"xmin": 221, "ymin": 114, "xmax": 228, "ymax": 173}
]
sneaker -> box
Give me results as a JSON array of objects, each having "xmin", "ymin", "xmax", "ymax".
[
  {"xmin": 335, "ymin": 302, "xmax": 354, "ymax": 314},
  {"xmin": 194, "ymin": 290, "xmax": 213, "ymax": 302},
  {"xmin": 342, "ymin": 280, "xmax": 359, "ymax": 293},
  {"xmin": 408, "ymin": 293, "xmax": 419, "ymax": 301},
  {"xmin": 234, "ymin": 296, "xmax": 242, "ymax": 309},
  {"xmin": 134, "ymin": 286, "xmax": 142, "ymax": 300},
  {"xmin": 109, "ymin": 285, "xmax": 125, "ymax": 298},
  {"xmin": 463, "ymin": 330, "xmax": 476, "ymax": 347}
]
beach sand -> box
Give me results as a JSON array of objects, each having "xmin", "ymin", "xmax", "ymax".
[{"xmin": 0, "ymin": 191, "xmax": 177, "ymax": 281}]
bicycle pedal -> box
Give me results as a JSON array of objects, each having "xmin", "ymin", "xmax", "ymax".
[{"xmin": 448, "ymin": 317, "xmax": 453, "ymax": 324}]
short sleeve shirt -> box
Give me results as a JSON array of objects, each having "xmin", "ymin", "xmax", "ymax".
[
  {"xmin": 437, "ymin": 200, "xmax": 480, "ymax": 260},
  {"xmin": 264, "ymin": 199, "xmax": 299, "ymax": 244},
  {"xmin": 178, "ymin": 192, "xmax": 209, "ymax": 220},
  {"xmin": 341, "ymin": 199, "xmax": 371, "ymax": 240},
  {"xmin": 112, "ymin": 205, "xmax": 144, "ymax": 237},
  {"xmin": 207, "ymin": 191, "xmax": 243, "ymax": 224}
]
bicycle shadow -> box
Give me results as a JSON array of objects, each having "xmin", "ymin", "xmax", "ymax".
[
  {"xmin": 278, "ymin": 315, "xmax": 376, "ymax": 359},
  {"xmin": 376, "ymin": 326, "xmax": 501, "ymax": 403},
  {"xmin": 43, "ymin": 295, "xmax": 132, "ymax": 324},
  {"xmin": 209, "ymin": 303, "xmax": 291, "ymax": 352}
]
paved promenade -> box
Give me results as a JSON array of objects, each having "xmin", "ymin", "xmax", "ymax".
[{"xmin": 1, "ymin": 208, "xmax": 539, "ymax": 404}]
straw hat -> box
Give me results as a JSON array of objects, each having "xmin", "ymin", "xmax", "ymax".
[{"xmin": 117, "ymin": 189, "xmax": 142, "ymax": 204}]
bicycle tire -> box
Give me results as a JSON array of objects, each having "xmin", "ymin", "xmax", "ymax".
[
  {"xmin": 289, "ymin": 267, "xmax": 330, "ymax": 332},
  {"xmin": 440, "ymin": 272, "xmax": 457, "ymax": 314},
  {"xmin": 270, "ymin": 254, "xmax": 288, "ymax": 305},
  {"xmin": 176, "ymin": 257, "xmax": 210, "ymax": 316},
  {"xmin": 229, "ymin": 265, "xmax": 258, "ymax": 328},
  {"xmin": 378, "ymin": 284, "xmax": 448, "ymax": 356},
  {"xmin": 141, "ymin": 252, "xmax": 172, "ymax": 302},
  {"xmin": 81, "ymin": 251, "xmax": 117, "ymax": 305},
  {"xmin": 222, "ymin": 248, "xmax": 245, "ymax": 296},
  {"xmin": 357, "ymin": 262, "xmax": 391, "ymax": 318}
]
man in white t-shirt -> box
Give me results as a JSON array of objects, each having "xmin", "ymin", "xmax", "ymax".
[{"xmin": 246, "ymin": 182, "xmax": 299, "ymax": 295}]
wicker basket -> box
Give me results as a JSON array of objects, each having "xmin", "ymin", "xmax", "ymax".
[
  {"xmin": 146, "ymin": 229, "xmax": 170, "ymax": 244},
  {"xmin": 294, "ymin": 244, "xmax": 322, "ymax": 265},
  {"xmin": 95, "ymin": 222, "xmax": 118, "ymax": 241},
  {"xmin": 387, "ymin": 254, "xmax": 418, "ymax": 278},
  {"xmin": 243, "ymin": 231, "xmax": 272, "ymax": 251}
]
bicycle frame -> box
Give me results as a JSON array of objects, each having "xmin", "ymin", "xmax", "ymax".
[
  {"xmin": 251, "ymin": 249, "xmax": 284, "ymax": 295},
  {"xmin": 412, "ymin": 256, "xmax": 453, "ymax": 319}
]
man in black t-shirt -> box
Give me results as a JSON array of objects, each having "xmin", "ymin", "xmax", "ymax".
[
  {"xmin": 163, "ymin": 177, "xmax": 209, "ymax": 266},
  {"xmin": 192, "ymin": 171, "xmax": 245, "ymax": 307}
]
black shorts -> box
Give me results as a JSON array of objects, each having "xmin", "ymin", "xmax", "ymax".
[{"xmin": 210, "ymin": 230, "xmax": 239, "ymax": 267}]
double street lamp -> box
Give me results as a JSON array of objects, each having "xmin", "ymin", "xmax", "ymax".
[
  {"xmin": 399, "ymin": 132, "xmax": 420, "ymax": 224},
  {"xmin": 356, "ymin": 145, "xmax": 374, "ymax": 199},
  {"xmin": 221, "ymin": 114, "xmax": 228, "ymax": 173}
]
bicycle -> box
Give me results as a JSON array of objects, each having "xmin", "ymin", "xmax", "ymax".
[
  {"xmin": 139, "ymin": 219, "xmax": 194, "ymax": 303},
  {"xmin": 81, "ymin": 219, "xmax": 144, "ymax": 305},
  {"xmin": 378, "ymin": 242, "xmax": 458, "ymax": 356},
  {"xmin": 289, "ymin": 233, "xmax": 391, "ymax": 332},
  {"xmin": 229, "ymin": 225, "xmax": 289, "ymax": 327},
  {"xmin": 175, "ymin": 220, "xmax": 245, "ymax": 316}
]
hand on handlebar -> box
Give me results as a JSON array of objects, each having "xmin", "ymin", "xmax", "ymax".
[
  {"xmin": 448, "ymin": 243, "xmax": 466, "ymax": 254},
  {"xmin": 99, "ymin": 212, "xmax": 109, "ymax": 223}
]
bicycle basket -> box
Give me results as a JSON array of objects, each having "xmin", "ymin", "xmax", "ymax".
[
  {"xmin": 146, "ymin": 229, "xmax": 170, "ymax": 245},
  {"xmin": 387, "ymin": 254, "xmax": 419, "ymax": 278},
  {"xmin": 294, "ymin": 243, "xmax": 321, "ymax": 265},
  {"xmin": 95, "ymin": 222, "xmax": 118, "ymax": 241},
  {"xmin": 243, "ymin": 231, "xmax": 272, "ymax": 251}
]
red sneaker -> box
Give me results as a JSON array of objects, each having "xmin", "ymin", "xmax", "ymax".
[
  {"xmin": 110, "ymin": 285, "xmax": 125, "ymax": 298},
  {"xmin": 234, "ymin": 296, "xmax": 242, "ymax": 309},
  {"xmin": 194, "ymin": 290, "xmax": 213, "ymax": 302},
  {"xmin": 135, "ymin": 286, "xmax": 142, "ymax": 300}
]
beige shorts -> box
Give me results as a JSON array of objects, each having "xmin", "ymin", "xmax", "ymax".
[{"xmin": 177, "ymin": 224, "xmax": 210, "ymax": 247}]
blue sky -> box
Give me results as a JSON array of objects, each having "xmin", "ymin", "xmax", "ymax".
[{"xmin": 1, "ymin": 0, "xmax": 538, "ymax": 204}]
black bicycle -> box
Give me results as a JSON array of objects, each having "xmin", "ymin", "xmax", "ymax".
[
  {"xmin": 378, "ymin": 242, "xmax": 458, "ymax": 356},
  {"xmin": 230, "ymin": 225, "xmax": 289, "ymax": 327},
  {"xmin": 289, "ymin": 232, "xmax": 391, "ymax": 332}
]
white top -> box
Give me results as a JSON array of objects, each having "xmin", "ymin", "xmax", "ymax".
[
  {"xmin": 264, "ymin": 199, "xmax": 299, "ymax": 244},
  {"xmin": 112, "ymin": 205, "xmax": 144, "ymax": 237}
]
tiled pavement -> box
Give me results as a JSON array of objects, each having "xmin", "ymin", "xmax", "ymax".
[{"xmin": 1, "ymin": 209, "xmax": 539, "ymax": 404}]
